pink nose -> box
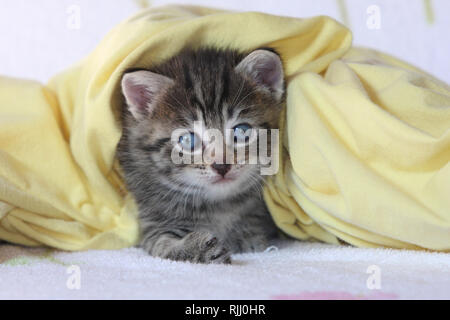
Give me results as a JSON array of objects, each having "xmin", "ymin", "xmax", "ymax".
[{"xmin": 211, "ymin": 163, "xmax": 231, "ymax": 177}]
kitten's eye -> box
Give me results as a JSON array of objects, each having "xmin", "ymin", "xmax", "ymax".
[
  {"xmin": 233, "ymin": 123, "xmax": 252, "ymax": 142},
  {"xmin": 178, "ymin": 132, "xmax": 200, "ymax": 151}
]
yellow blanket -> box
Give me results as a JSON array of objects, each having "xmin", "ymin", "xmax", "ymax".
[{"xmin": 0, "ymin": 5, "xmax": 448, "ymax": 251}]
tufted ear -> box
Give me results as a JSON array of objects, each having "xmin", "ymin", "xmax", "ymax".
[
  {"xmin": 121, "ymin": 70, "xmax": 174, "ymax": 120},
  {"xmin": 235, "ymin": 49, "xmax": 285, "ymax": 101}
]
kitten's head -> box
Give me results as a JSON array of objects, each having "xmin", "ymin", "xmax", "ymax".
[{"xmin": 119, "ymin": 48, "xmax": 285, "ymax": 201}]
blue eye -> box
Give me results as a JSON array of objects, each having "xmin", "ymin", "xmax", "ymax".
[
  {"xmin": 233, "ymin": 123, "xmax": 252, "ymax": 142},
  {"xmin": 179, "ymin": 132, "xmax": 199, "ymax": 151}
]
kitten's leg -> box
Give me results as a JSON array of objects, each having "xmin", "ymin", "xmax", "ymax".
[
  {"xmin": 142, "ymin": 229, "xmax": 231, "ymax": 264},
  {"xmin": 226, "ymin": 209, "xmax": 280, "ymax": 254}
]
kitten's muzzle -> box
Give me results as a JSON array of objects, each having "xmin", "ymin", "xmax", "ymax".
[{"xmin": 211, "ymin": 163, "xmax": 231, "ymax": 177}]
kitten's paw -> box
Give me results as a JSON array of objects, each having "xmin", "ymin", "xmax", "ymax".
[{"xmin": 182, "ymin": 231, "xmax": 231, "ymax": 264}]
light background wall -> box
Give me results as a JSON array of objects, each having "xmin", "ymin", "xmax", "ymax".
[{"xmin": 0, "ymin": 0, "xmax": 448, "ymax": 83}]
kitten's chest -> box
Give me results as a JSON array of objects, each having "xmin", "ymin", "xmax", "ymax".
[{"xmin": 194, "ymin": 207, "xmax": 241, "ymax": 236}]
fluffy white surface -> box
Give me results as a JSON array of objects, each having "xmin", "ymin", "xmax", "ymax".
[
  {"xmin": 0, "ymin": 241, "xmax": 449, "ymax": 299},
  {"xmin": 0, "ymin": 0, "xmax": 449, "ymax": 300}
]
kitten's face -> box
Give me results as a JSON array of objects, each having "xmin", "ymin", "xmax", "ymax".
[{"xmin": 120, "ymin": 49, "xmax": 285, "ymax": 200}]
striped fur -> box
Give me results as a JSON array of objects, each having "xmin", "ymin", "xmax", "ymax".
[{"xmin": 117, "ymin": 48, "xmax": 285, "ymax": 264}]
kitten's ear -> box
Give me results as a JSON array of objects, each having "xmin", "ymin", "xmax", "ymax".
[
  {"xmin": 121, "ymin": 70, "xmax": 174, "ymax": 120},
  {"xmin": 235, "ymin": 49, "xmax": 284, "ymax": 101}
]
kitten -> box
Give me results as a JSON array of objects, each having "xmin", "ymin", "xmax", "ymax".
[{"xmin": 117, "ymin": 47, "xmax": 285, "ymax": 264}]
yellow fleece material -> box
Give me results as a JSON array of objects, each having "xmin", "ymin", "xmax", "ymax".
[{"xmin": 0, "ymin": 5, "xmax": 448, "ymax": 251}]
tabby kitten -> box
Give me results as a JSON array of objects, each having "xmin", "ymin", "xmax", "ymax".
[{"xmin": 117, "ymin": 47, "xmax": 285, "ymax": 264}]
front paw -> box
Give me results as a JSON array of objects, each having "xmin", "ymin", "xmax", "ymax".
[{"xmin": 179, "ymin": 231, "xmax": 231, "ymax": 264}]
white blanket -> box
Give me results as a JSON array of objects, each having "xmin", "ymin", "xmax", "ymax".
[{"xmin": 1, "ymin": 241, "xmax": 449, "ymax": 299}]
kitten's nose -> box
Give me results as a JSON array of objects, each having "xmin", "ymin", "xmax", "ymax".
[{"xmin": 211, "ymin": 163, "xmax": 231, "ymax": 177}]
